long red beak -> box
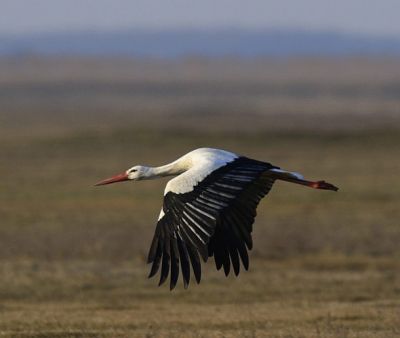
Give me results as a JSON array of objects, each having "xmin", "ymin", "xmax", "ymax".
[{"xmin": 94, "ymin": 172, "xmax": 129, "ymax": 186}]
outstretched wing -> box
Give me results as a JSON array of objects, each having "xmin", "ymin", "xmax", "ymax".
[{"xmin": 147, "ymin": 157, "xmax": 277, "ymax": 289}]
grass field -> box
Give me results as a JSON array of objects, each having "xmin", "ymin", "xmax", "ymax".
[
  {"xmin": 0, "ymin": 57, "xmax": 399, "ymax": 337},
  {"xmin": 1, "ymin": 257, "xmax": 399, "ymax": 337}
]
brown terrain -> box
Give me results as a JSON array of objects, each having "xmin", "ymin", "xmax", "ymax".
[{"xmin": 0, "ymin": 57, "xmax": 399, "ymax": 337}]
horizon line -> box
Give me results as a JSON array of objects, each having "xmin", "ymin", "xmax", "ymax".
[{"xmin": 2, "ymin": 25, "xmax": 400, "ymax": 40}]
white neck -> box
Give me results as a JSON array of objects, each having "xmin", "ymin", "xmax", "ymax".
[{"xmin": 145, "ymin": 159, "xmax": 190, "ymax": 179}]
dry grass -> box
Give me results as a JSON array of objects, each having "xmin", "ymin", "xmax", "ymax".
[
  {"xmin": 0, "ymin": 57, "xmax": 399, "ymax": 337},
  {"xmin": 1, "ymin": 128, "xmax": 399, "ymax": 260},
  {"xmin": 0, "ymin": 257, "xmax": 399, "ymax": 338}
]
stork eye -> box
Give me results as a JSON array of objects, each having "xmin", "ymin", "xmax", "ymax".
[{"xmin": 129, "ymin": 169, "xmax": 137, "ymax": 173}]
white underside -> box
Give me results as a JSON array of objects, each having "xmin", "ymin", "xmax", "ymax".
[{"xmin": 158, "ymin": 209, "xmax": 165, "ymax": 220}]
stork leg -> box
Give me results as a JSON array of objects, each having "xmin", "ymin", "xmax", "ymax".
[{"xmin": 267, "ymin": 169, "xmax": 338, "ymax": 191}]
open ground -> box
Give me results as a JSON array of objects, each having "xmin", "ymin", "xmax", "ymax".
[{"xmin": 0, "ymin": 57, "xmax": 399, "ymax": 337}]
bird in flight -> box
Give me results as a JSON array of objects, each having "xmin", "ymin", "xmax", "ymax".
[{"xmin": 95, "ymin": 148, "xmax": 338, "ymax": 289}]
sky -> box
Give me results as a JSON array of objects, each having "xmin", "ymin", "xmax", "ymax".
[{"xmin": 1, "ymin": 0, "xmax": 400, "ymax": 37}]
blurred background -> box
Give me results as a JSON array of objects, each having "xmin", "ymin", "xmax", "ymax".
[{"xmin": 1, "ymin": 1, "xmax": 399, "ymax": 336}]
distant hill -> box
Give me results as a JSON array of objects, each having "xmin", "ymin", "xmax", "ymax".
[{"xmin": 2, "ymin": 28, "xmax": 400, "ymax": 58}]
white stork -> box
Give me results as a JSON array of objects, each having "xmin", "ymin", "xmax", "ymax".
[{"xmin": 95, "ymin": 148, "xmax": 338, "ymax": 289}]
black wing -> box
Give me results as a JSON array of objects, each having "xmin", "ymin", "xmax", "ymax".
[{"xmin": 147, "ymin": 157, "xmax": 277, "ymax": 289}]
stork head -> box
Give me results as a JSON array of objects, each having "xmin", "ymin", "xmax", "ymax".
[{"xmin": 95, "ymin": 165, "xmax": 149, "ymax": 186}]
